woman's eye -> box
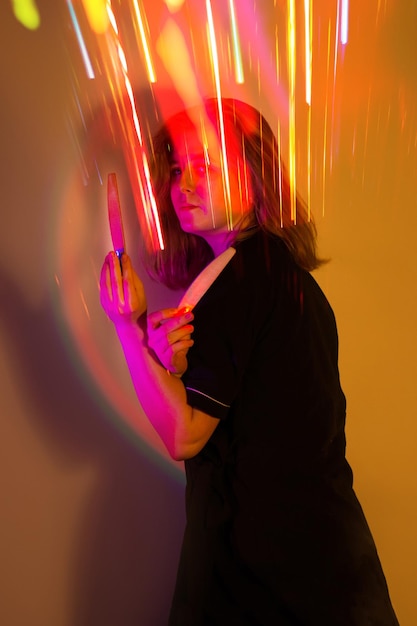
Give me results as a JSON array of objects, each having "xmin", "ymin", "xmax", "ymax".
[{"xmin": 170, "ymin": 166, "xmax": 181, "ymax": 179}]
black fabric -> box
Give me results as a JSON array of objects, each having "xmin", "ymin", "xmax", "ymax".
[{"xmin": 170, "ymin": 231, "xmax": 399, "ymax": 626}]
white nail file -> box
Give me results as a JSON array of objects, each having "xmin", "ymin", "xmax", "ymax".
[{"xmin": 177, "ymin": 247, "xmax": 236, "ymax": 311}]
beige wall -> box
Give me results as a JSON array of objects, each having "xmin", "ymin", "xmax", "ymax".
[{"xmin": 1, "ymin": 1, "xmax": 416, "ymax": 624}]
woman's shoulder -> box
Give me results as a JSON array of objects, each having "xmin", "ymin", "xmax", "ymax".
[{"xmin": 233, "ymin": 229, "xmax": 296, "ymax": 277}]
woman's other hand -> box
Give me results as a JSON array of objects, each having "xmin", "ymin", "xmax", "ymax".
[
  {"xmin": 147, "ymin": 308, "xmax": 194, "ymax": 377},
  {"xmin": 100, "ymin": 252, "xmax": 147, "ymax": 325}
]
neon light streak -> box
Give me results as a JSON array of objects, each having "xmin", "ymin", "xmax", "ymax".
[
  {"xmin": 206, "ymin": 0, "xmax": 233, "ymax": 229},
  {"xmin": 276, "ymin": 121, "xmax": 283, "ymax": 227},
  {"xmin": 322, "ymin": 21, "xmax": 332, "ymax": 216},
  {"xmin": 107, "ymin": 2, "xmax": 164, "ymax": 250},
  {"xmin": 275, "ymin": 24, "xmax": 280, "ymax": 82},
  {"xmin": 307, "ymin": 101, "xmax": 312, "ymax": 220},
  {"xmin": 66, "ymin": 0, "xmax": 95, "ymax": 79},
  {"xmin": 304, "ymin": 0, "xmax": 312, "ymax": 106},
  {"xmin": 142, "ymin": 154, "xmax": 165, "ymax": 250},
  {"xmin": 229, "ymin": 0, "xmax": 244, "ymax": 84},
  {"xmin": 340, "ymin": 0, "xmax": 349, "ymax": 45},
  {"xmin": 132, "ymin": 0, "xmax": 157, "ymax": 83},
  {"xmin": 106, "ymin": 1, "xmax": 118, "ymax": 33},
  {"xmin": 287, "ymin": 0, "xmax": 297, "ymax": 222}
]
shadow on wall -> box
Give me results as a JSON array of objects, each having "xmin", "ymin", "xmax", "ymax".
[{"xmin": 1, "ymin": 268, "xmax": 185, "ymax": 625}]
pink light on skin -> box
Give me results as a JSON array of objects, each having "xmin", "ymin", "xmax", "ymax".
[{"xmin": 66, "ymin": 0, "xmax": 95, "ymax": 79}]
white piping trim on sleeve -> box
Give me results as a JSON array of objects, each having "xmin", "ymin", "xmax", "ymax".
[{"xmin": 185, "ymin": 387, "xmax": 230, "ymax": 408}]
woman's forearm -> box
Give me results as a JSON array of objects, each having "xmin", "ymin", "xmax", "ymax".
[{"xmin": 115, "ymin": 316, "xmax": 194, "ymax": 460}]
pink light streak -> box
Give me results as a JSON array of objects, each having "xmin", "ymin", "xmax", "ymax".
[{"xmin": 206, "ymin": 0, "xmax": 233, "ymax": 229}]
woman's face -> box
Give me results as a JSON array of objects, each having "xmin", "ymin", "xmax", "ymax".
[{"xmin": 168, "ymin": 117, "xmax": 253, "ymax": 256}]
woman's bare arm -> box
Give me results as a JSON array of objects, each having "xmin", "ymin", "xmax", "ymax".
[{"xmin": 100, "ymin": 252, "xmax": 219, "ymax": 460}]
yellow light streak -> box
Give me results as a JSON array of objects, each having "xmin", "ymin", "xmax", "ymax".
[
  {"xmin": 132, "ymin": 0, "xmax": 157, "ymax": 83},
  {"xmin": 81, "ymin": 0, "xmax": 109, "ymax": 34},
  {"xmin": 164, "ymin": 0, "xmax": 185, "ymax": 11},
  {"xmin": 142, "ymin": 153, "xmax": 165, "ymax": 250},
  {"xmin": 287, "ymin": 0, "xmax": 297, "ymax": 222},
  {"xmin": 304, "ymin": 0, "xmax": 312, "ymax": 106},
  {"xmin": 275, "ymin": 24, "xmax": 280, "ymax": 83},
  {"xmin": 156, "ymin": 19, "xmax": 200, "ymax": 106},
  {"xmin": 277, "ymin": 120, "xmax": 283, "ymax": 227},
  {"xmin": 229, "ymin": 0, "xmax": 244, "ymax": 84},
  {"xmin": 11, "ymin": 0, "xmax": 40, "ymax": 30}
]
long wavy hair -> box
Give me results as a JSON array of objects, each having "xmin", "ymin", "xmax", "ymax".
[{"xmin": 142, "ymin": 98, "xmax": 324, "ymax": 290}]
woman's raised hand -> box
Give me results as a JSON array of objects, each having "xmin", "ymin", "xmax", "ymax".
[
  {"xmin": 147, "ymin": 308, "xmax": 194, "ymax": 377},
  {"xmin": 100, "ymin": 252, "xmax": 147, "ymax": 325}
]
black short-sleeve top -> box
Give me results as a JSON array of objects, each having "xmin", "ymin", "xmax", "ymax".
[{"xmin": 172, "ymin": 231, "xmax": 398, "ymax": 625}]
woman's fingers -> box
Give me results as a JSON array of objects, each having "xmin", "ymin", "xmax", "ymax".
[
  {"xmin": 99, "ymin": 252, "xmax": 147, "ymax": 322},
  {"xmin": 148, "ymin": 308, "xmax": 193, "ymax": 331},
  {"xmin": 146, "ymin": 307, "xmax": 195, "ymax": 374}
]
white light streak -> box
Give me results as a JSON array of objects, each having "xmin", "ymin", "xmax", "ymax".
[
  {"xmin": 304, "ymin": 0, "xmax": 312, "ymax": 105},
  {"xmin": 340, "ymin": 0, "xmax": 349, "ymax": 45}
]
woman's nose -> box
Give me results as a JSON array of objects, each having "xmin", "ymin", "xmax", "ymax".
[{"xmin": 180, "ymin": 165, "xmax": 195, "ymax": 192}]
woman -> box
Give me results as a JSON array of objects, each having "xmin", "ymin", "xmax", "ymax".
[{"xmin": 100, "ymin": 99, "xmax": 399, "ymax": 625}]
